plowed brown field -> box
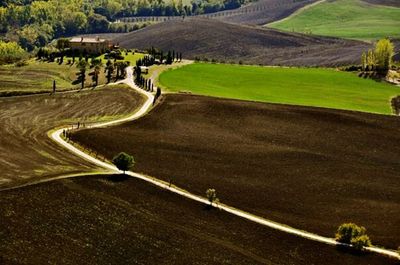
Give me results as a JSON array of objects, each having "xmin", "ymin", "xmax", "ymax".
[{"xmin": 72, "ymin": 94, "xmax": 400, "ymax": 249}]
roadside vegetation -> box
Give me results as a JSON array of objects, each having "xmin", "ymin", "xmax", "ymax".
[
  {"xmin": 206, "ymin": 188, "xmax": 219, "ymax": 207},
  {"xmin": 336, "ymin": 223, "xmax": 372, "ymax": 251},
  {"xmin": 112, "ymin": 152, "xmax": 135, "ymax": 174},
  {"xmin": 268, "ymin": 0, "xmax": 400, "ymax": 40},
  {"xmin": 159, "ymin": 63, "xmax": 400, "ymax": 114}
]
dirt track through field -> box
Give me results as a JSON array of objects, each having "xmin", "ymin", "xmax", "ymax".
[
  {"xmin": 72, "ymin": 94, "xmax": 400, "ymax": 252},
  {"xmin": 3, "ymin": 67, "xmax": 398, "ymax": 261},
  {"xmin": 0, "ymin": 85, "xmax": 145, "ymax": 188},
  {"xmin": 2, "ymin": 175, "xmax": 397, "ymax": 264}
]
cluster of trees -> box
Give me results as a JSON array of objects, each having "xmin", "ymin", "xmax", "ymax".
[
  {"xmin": 0, "ymin": 0, "xmax": 144, "ymax": 51},
  {"xmin": 335, "ymin": 223, "xmax": 371, "ymax": 251},
  {"xmin": 0, "ymin": 40, "xmax": 27, "ymax": 64},
  {"xmin": 147, "ymin": 47, "xmax": 183, "ymax": 64},
  {"xmin": 361, "ymin": 38, "xmax": 395, "ymax": 74},
  {"xmin": 124, "ymin": 0, "xmax": 247, "ymax": 17}
]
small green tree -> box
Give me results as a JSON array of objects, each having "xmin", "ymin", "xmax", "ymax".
[
  {"xmin": 112, "ymin": 152, "xmax": 134, "ymax": 174},
  {"xmin": 335, "ymin": 223, "xmax": 371, "ymax": 250},
  {"xmin": 206, "ymin": 188, "xmax": 219, "ymax": 207},
  {"xmin": 106, "ymin": 60, "xmax": 114, "ymax": 83},
  {"xmin": 374, "ymin": 38, "xmax": 394, "ymax": 74},
  {"xmin": 77, "ymin": 59, "xmax": 89, "ymax": 89},
  {"xmin": 361, "ymin": 52, "xmax": 367, "ymax": 71},
  {"xmin": 91, "ymin": 58, "xmax": 103, "ymax": 86}
]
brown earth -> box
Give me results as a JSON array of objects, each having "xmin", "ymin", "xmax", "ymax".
[
  {"xmin": 115, "ymin": 18, "xmax": 371, "ymax": 66},
  {"xmin": 214, "ymin": 0, "xmax": 318, "ymax": 25},
  {"xmin": 0, "ymin": 174, "xmax": 397, "ymax": 265},
  {"xmin": 72, "ymin": 94, "xmax": 400, "ymax": 249},
  {"xmin": 0, "ymin": 85, "xmax": 145, "ymax": 189},
  {"xmin": 362, "ymin": 0, "xmax": 400, "ymax": 7}
]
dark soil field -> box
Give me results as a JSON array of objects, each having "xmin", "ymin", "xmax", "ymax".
[
  {"xmin": 362, "ymin": 0, "xmax": 400, "ymax": 7},
  {"xmin": 0, "ymin": 85, "xmax": 144, "ymax": 189},
  {"xmin": 115, "ymin": 18, "xmax": 370, "ymax": 66},
  {"xmin": 72, "ymin": 94, "xmax": 400, "ymax": 249},
  {"xmin": 0, "ymin": 175, "xmax": 396, "ymax": 265},
  {"xmin": 214, "ymin": 0, "xmax": 317, "ymax": 25}
]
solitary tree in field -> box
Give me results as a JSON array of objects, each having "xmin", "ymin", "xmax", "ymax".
[
  {"xmin": 112, "ymin": 152, "xmax": 134, "ymax": 174},
  {"xmin": 105, "ymin": 60, "xmax": 114, "ymax": 83},
  {"xmin": 91, "ymin": 59, "xmax": 103, "ymax": 86},
  {"xmin": 374, "ymin": 38, "xmax": 394, "ymax": 74},
  {"xmin": 77, "ymin": 59, "xmax": 89, "ymax": 89},
  {"xmin": 206, "ymin": 188, "xmax": 219, "ymax": 207}
]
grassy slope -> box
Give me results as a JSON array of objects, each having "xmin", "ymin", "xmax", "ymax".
[
  {"xmin": 0, "ymin": 60, "xmax": 76, "ymax": 94},
  {"xmin": 159, "ymin": 63, "xmax": 400, "ymax": 114},
  {"xmin": 97, "ymin": 52, "xmax": 144, "ymax": 65},
  {"xmin": 268, "ymin": 0, "xmax": 400, "ymax": 40},
  {"xmin": 0, "ymin": 59, "xmax": 109, "ymax": 95}
]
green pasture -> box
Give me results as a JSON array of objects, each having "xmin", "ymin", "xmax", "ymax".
[
  {"xmin": 159, "ymin": 63, "xmax": 400, "ymax": 114},
  {"xmin": 268, "ymin": 0, "xmax": 400, "ymax": 41}
]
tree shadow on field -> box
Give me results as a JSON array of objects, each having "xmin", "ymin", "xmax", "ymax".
[
  {"xmin": 106, "ymin": 174, "xmax": 130, "ymax": 183},
  {"xmin": 203, "ymin": 204, "xmax": 215, "ymax": 211},
  {"xmin": 335, "ymin": 244, "xmax": 367, "ymax": 256}
]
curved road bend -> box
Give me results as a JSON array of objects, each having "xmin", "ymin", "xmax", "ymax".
[{"xmin": 47, "ymin": 66, "xmax": 399, "ymax": 260}]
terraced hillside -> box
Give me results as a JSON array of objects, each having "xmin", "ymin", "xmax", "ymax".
[
  {"xmin": 0, "ymin": 85, "xmax": 144, "ymax": 189},
  {"xmin": 268, "ymin": 0, "xmax": 400, "ymax": 40},
  {"xmin": 115, "ymin": 18, "xmax": 370, "ymax": 66},
  {"xmin": 72, "ymin": 94, "xmax": 400, "ymax": 249}
]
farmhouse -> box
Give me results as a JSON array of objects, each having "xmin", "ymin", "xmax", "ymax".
[{"xmin": 69, "ymin": 37, "xmax": 112, "ymax": 54}]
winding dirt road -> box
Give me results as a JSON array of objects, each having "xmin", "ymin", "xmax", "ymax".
[{"xmin": 47, "ymin": 66, "xmax": 399, "ymax": 260}]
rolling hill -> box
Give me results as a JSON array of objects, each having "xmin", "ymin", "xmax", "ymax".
[
  {"xmin": 115, "ymin": 18, "xmax": 370, "ymax": 66},
  {"xmin": 210, "ymin": 0, "xmax": 318, "ymax": 25},
  {"xmin": 268, "ymin": 0, "xmax": 400, "ymax": 40}
]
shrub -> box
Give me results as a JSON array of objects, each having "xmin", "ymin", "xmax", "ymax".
[
  {"xmin": 335, "ymin": 223, "xmax": 371, "ymax": 251},
  {"xmin": 0, "ymin": 41, "xmax": 27, "ymax": 65},
  {"xmin": 112, "ymin": 152, "xmax": 134, "ymax": 174},
  {"xmin": 206, "ymin": 188, "xmax": 219, "ymax": 206},
  {"xmin": 351, "ymin": 235, "xmax": 371, "ymax": 250},
  {"xmin": 336, "ymin": 223, "xmax": 366, "ymax": 244}
]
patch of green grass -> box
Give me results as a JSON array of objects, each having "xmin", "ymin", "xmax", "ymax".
[
  {"xmin": 268, "ymin": 0, "xmax": 400, "ymax": 41},
  {"xmin": 159, "ymin": 63, "xmax": 400, "ymax": 114},
  {"xmin": 97, "ymin": 52, "xmax": 145, "ymax": 65}
]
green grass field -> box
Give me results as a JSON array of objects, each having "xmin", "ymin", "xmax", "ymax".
[
  {"xmin": 159, "ymin": 63, "xmax": 400, "ymax": 114},
  {"xmin": 268, "ymin": 0, "xmax": 400, "ymax": 40},
  {"xmin": 97, "ymin": 52, "xmax": 145, "ymax": 65}
]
